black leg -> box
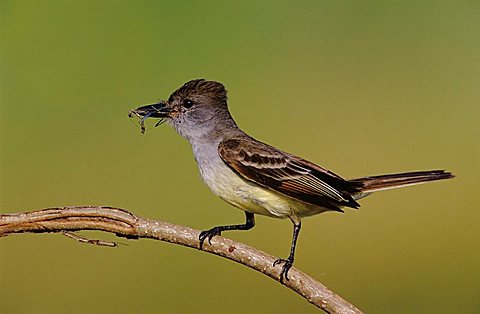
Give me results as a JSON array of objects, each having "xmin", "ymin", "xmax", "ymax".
[
  {"xmin": 199, "ymin": 212, "xmax": 255, "ymax": 249},
  {"xmin": 273, "ymin": 220, "xmax": 301, "ymax": 283}
]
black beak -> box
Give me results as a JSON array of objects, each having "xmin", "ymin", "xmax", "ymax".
[
  {"xmin": 129, "ymin": 101, "xmax": 171, "ymax": 134},
  {"xmin": 129, "ymin": 102, "xmax": 171, "ymax": 119}
]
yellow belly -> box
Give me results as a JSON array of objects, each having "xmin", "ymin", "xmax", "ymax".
[{"xmin": 199, "ymin": 157, "xmax": 330, "ymax": 218}]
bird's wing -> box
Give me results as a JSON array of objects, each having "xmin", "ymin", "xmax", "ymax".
[{"xmin": 218, "ymin": 137, "xmax": 361, "ymax": 211}]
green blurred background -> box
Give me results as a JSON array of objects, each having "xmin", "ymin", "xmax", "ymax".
[{"xmin": 1, "ymin": 1, "xmax": 479, "ymax": 313}]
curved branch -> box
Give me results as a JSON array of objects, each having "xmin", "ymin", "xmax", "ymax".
[{"xmin": 0, "ymin": 206, "xmax": 362, "ymax": 314}]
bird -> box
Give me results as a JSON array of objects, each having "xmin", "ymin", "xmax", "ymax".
[{"xmin": 129, "ymin": 79, "xmax": 454, "ymax": 282}]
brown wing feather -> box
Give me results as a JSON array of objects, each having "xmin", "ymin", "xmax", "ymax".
[{"xmin": 218, "ymin": 137, "xmax": 361, "ymax": 211}]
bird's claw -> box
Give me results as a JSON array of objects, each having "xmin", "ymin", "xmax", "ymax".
[
  {"xmin": 199, "ymin": 227, "xmax": 222, "ymax": 249},
  {"xmin": 273, "ymin": 257, "xmax": 293, "ymax": 283}
]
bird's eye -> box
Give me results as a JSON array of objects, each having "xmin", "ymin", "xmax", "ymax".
[{"xmin": 182, "ymin": 99, "xmax": 194, "ymax": 108}]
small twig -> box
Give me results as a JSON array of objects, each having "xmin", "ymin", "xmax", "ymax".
[
  {"xmin": 0, "ymin": 206, "xmax": 363, "ymax": 314},
  {"xmin": 61, "ymin": 231, "xmax": 117, "ymax": 247}
]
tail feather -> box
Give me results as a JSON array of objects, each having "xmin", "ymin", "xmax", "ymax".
[{"xmin": 349, "ymin": 170, "xmax": 454, "ymax": 195}]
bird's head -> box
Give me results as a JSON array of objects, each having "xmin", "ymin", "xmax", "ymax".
[{"xmin": 130, "ymin": 79, "xmax": 237, "ymax": 140}]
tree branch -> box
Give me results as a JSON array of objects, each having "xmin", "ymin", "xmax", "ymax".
[{"xmin": 0, "ymin": 206, "xmax": 362, "ymax": 313}]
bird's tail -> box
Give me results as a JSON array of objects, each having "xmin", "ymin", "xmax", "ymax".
[{"xmin": 349, "ymin": 170, "xmax": 454, "ymax": 199}]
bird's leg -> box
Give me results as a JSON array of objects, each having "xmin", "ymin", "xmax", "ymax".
[
  {"xmin": 199, "ymin": 212, "xmax": 255, "ymax": 249},
  {"xmin": 273, "ymin": 217, "xmax": 302, "ymax": 283}
]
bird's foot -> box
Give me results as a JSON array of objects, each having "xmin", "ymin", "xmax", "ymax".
[
  {"xmin": 199, "ymin": 227, "xmax": 222, "ymax": 249},
  {"xmin": 273, "ymin": 257, "xmax": 294, "ymax": 283}
]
